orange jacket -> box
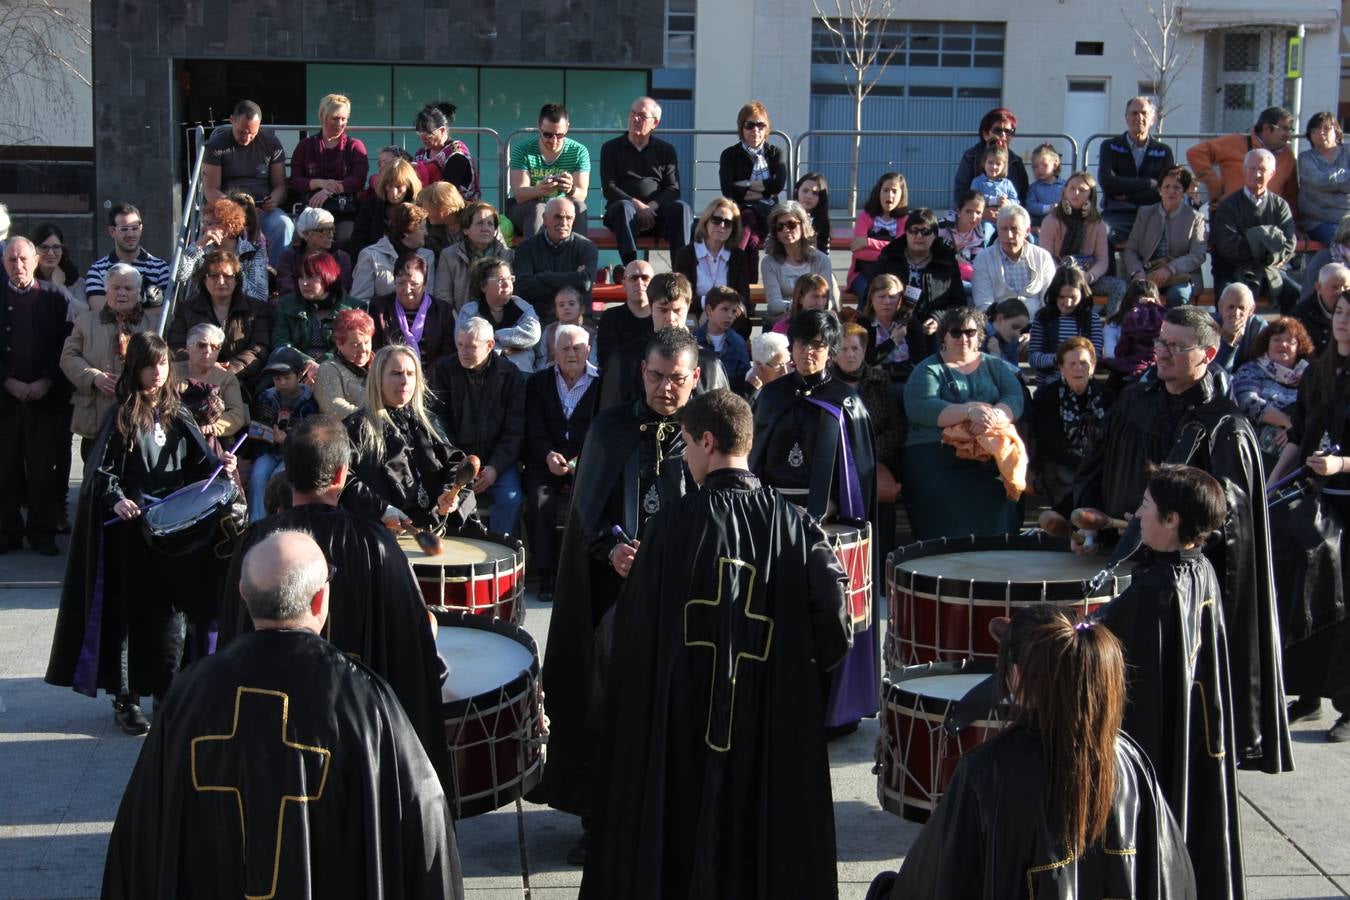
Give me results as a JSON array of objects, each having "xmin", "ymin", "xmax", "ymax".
[{"xmin": 1186, "ymin": 130, "xmax": 1299, "ymax": 219}]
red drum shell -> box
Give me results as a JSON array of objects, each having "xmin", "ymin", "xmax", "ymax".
[
  {"xmin": 401, "ymin": 530, "xmax": 526, "ymax": 624},
  {"xmin": 885, "ymin": 534, "xmax": 1126, "ymax": 669},
  {"xmin": 824, "ymin": 521, "xmax": 873, "ymax": 633},
  {"xmin": 431, "ymin": 608, "xmax": 545, "ymax": 818},
  {"xmin": 876, "ymin": 669, "xmax": 1006, "ymax": 822}
]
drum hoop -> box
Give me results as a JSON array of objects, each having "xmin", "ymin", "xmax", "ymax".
[
  {"xmin": 889, "ymin": 586, "xmax": 1109, "ymax": 607},
  {"xmin": 143, "ymin": 480, "xmax": 238, "ymax": 535},
  {"xmin": 449, "ymin": 759, "xmax": 544, "ymax": 819},
  {"xmin": 430, "ymin": 607, "xmax": 539, "ymax": 714}
]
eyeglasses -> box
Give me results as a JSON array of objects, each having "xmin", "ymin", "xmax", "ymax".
[
  {"xmin": 489, "ymin": 276, "xmax": 515, "ymax": 287},
  {"xmin": 114, "ymin": 223, "xmax": 143, "ymax": 233},
  {"xmin": 773, "ymin": 220, "xmax": 801, "ymax": 232},
  {"xmin": 990, "ymin": 126, "xmax": 1015, "ymax": 138},
  {"xmin": 630, "ymin": 111, "xmax": 658, "ymax": 122},
  {"xmin": 796, "ymin": 340, "xmax": 830, "ymax": 353},
  {"xmin": 907, "ymin": 226, "xmax": 936, "ymax": 237},
  {"xmin": 644, "ymin": 369, "xmax": 691, "ymax": 387},
  {"xmin": 949, "ymin": 328, "xmax": 980, "ymax": 339},
  {"xmin": 38, "ymin": 243, "xmax": 64, "ymax": 254},
  {"xmin": 709, "ymin": 215, "xmax": 734, "ymax": 228},
  {"xmin": 743, "ymin": 121, "xmax": 768, "ymax": 131},
  {"xmin": 540, "ymin": 130, "xmax": 568, "ymax": 140},
  {"xmin": 205, "ymin": 271, "xmax": 238, "ymax": 280},
  {"xmin": 625, "ymin": 273, "xmax": 653, "ymax": 283},
  {"xmin": 1153, "ymin": 339, "xmax": 1200, "ymax": 355},
  {"xmin": 192, "ymin": 341, "xmax": 222, "ymax": 351},
  {"xmin": 310, "ymin": 226, "xmax": 335, "ymax": 236}
]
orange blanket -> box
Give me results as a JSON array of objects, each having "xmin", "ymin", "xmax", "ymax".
[{"xmin": 941, "ymin": 420, "xmax": 1028, "ymax": 501}]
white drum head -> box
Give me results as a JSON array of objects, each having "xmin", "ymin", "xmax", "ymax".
[
  {"xmin": 901, "ymin": 672, "xmax": 989, "ymax": 702},
  {"xmin": 897, "ymin": 550, "xmax": 1103, "ymax": 583},
  {"xmin": 399, "ymin": 534, "xmax": 517, "ymax": 566},
  {"xmin": 435, "ymin": 627, "xmax": 535, "ymax": 701}
]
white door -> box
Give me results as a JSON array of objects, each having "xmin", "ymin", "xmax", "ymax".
[{"xmin": 1064, "ymin": 80, "xmax": 1110, "ymax": 154}]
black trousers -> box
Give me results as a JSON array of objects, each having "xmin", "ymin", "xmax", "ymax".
[
  {"xmin": 0, "ymin": 403, "xmax": 70, "ymax": 544},
  {"xmin": 603, "ymin": 198, "xmax": 693, "ymax": 263},
  {"xmin": 524, "ymin": 473, "xmax": 570, "ymax": 581},
  {"xmin": 105, "ymin": 524, "xmax": 187, "ymax": 698}
]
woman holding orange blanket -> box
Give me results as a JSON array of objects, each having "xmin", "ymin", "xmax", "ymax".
[{"xmin": 903, "ymin": 306, "xmax": 1025, "ymax": 539}]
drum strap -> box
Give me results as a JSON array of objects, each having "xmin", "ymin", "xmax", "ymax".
[{"xmin": 622, "ymin": 447, "xmax": 640, "ymax": 538}]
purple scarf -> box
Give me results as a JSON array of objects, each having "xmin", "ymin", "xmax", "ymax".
[{"xmin": 394, "ymin": 293, "xmax": 432, "ymax": 348}]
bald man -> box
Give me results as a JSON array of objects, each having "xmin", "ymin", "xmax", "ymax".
[{"xmin": 105, "ymin": 530, "xmax": 464, "ymax": 899}]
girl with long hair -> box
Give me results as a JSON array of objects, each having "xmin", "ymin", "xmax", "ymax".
[
  {"xmin": 47, "ymin": 333, "xmax": 236, "ymax": 736},
  {"xmin": 1027, "ymin": 265, "xmax": 1104, "ymax": 385},
  {"xmin": 340, "ymin": 344, "xmax": 475, "ymax": 530},
  {"xmin": 846, "ymin": 171, "xmax": 909, "ymax": 296},
  {"xmin": 881, "ymin": 604, "xmax": 1196, "ymax": 898}
]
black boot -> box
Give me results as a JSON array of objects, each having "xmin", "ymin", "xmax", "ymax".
[
  {"xmin": 1287, "ymin": 695, "xmax": 1324, "ymax": 724},
  {"xmin": 113, "ymin": 695, "xmax": 149, "ymax": 736}
]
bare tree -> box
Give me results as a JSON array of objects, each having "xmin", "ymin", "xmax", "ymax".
[
  {"xmin": 1121, "ymin": 0, "xmax": 1197, "ymax": 134},
  {"xmin": 0, "ymin": 0, "xmax": 91, "ymax": 146},
  {"xmin": 812, "ymin": 0, "xmax": 903, "ymax": 216}
]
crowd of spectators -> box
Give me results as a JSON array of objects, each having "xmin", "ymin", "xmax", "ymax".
[{"xmin": 4, "ymin": 90, "xmax": 1347, "ymax": 573}]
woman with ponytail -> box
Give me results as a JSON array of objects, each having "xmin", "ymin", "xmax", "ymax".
[
  {"xmin": 48, "ymin": 333, "xmax": 237, "ymax": 736},
  {"xmin": 879, "ymin": 603, "xmax": 1196, "ymax": 899}
]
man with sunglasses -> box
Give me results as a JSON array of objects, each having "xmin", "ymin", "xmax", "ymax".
[
  {"xmin": 508, "ymin": 103, "xmax": 592, "ymax": 240},
  {"xmin": 540, "ymin": 326, "xmax": 700, "ymax": 861},
  {"xmin": 85, "ymin": 203, "xmax": 170, "ymax": 310},
  {"xmin": 1073, "ymin": 305, "xmax": 1293, "ymax": 780},
  {"xmin": 599, "ymin": 96, "xmax": 694, "ymax": 265}
]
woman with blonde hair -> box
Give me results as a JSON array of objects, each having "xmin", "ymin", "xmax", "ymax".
[
  {"xmin": 1038, "ymin": 170, "xmax": 1127, "ymax": 312},
  {"xmin": 341, "ymin": 344, "xmax": 475, "ymax": 530},
  {"xmin": 416, "ymin": 181, "xmax": 466, "ymax": 257},
  {"xmin": 289, "ymin": 92, "xmax": 369, "ymax": 239},
  {"xmin": 350, "ymin": 157, "xmax": 422, "ymax": 254},
  {"xmin": 760, "ymin": 200, "xmax": 838, "ymax": 323},
  {"xmin": 672, "ymin": 197, "xmax": 753, "ymax": 324}
]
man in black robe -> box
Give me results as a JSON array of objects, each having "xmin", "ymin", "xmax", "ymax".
[
  {"xmin": 1093, "ymin": 464, "xmax": 1243, "ymax": 898},
  {"xmin": 598, "ymin": 271, "xmax": 727, "ymax": 409},
  {"xmin": 218, "ymin": 414, "xmax": 449, "ymax": 782},
  {"xmin": 581, "ymin": 389, "xmax": 852, "ymax": 899},
  {"xmin": 538, "ymin": 327, "xmax": 701, "ymax": 856},
  {"xmin": 104, "ymin": 530, "xmax": 463, "ymax": 899},
  {"xmin": 749, "ymin": 308, "xmax": 878, "ymax": 732},
  {"xmin": 1074, "ymin": 305, "xmax": 1294, "ymax": 775}
]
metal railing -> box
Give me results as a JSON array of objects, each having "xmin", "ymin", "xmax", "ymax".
[
  {"xmin": 792, "ymin": 129, "xmax": 1081, "ymax": 225},
  {"xmin": 500, "ymin": 126, "xmax": 795, "ymax": 217},
  {"xmin": 161, "ymin": 125, "xmax": 207, "ymax": 337},
  {"xmin": 1082, "ymin": 132, "xmax": 1230, "ymax": 209}
]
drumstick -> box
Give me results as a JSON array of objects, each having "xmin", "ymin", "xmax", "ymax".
[
  {"xmin": 414, "ymin": 530, "xmax": 444, "ymax": 556},
  {"xmin": 449, "ymin": 455, "xmax": 482, "ymax": 494},
  {"xmin": 1266, "ymin": 442, "xmax": 1342, "ymax": 496},
  {"xmin": 197, "ymin": 433, "xmax": 248, "ymax": 495}
]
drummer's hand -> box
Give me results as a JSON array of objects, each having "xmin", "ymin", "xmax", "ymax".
[
  {"xmin": 545, "ymin": 451, "xmax": 570, "ymax": 477},
  {"xmin": 1307, "ymin": 454, "xmax": 1348, "ymax": 476},
  {"xmin": 381, "ymin": 509, "xmax": 413, "ymax": 533},
  {"xmin": 472, "ymin": 465, "xmax": 498, "ymax": 494},
  {"xmin": 1070, "ymin": 529, "xmax": 1100, "ymax": 556},
  {"xmin": 436, "ymin": 488, "xmax": 461, "ymax": 517},
  {"xmin": 220, "ymin": 451, "xmax": 237, "ymax": 475},
  {"xmin": 301, "ymin": 361, "xmax": 319, "ymax": 386},
  {"xmin": 610, "ymin": 541, "xmax": 639, "ymax": 577},
  {"xmin": 113, "ymin": 498, "xmax": 141, "ymax": 521},
  {"xmin": 1070, "ymin": 507, "xmax": 1111, "ymax": 531}
]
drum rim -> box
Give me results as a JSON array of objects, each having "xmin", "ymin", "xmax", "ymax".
[
  {"xmin": 886, "ymin": 532, "xmax": 1126, "ymax": 599},
  {"xmin": 430, "ymin": 607, "xmax": 539, "ymax": 714},
  {"xmin": 400, "ymin": 535, "xmax": 527, "ymax": 571},
  {"xmin": 450, "ymin": 759, "xmax": 544, "ymax": 819}
]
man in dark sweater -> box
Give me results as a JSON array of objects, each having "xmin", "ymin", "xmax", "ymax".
[
  {"xmin": 600, "ymin": 96, "xmax": 693, "ymax": 264},
  {"xmin": 514, "ymin": 197, "xmax": 598, "ymax": 321},
  {"xmin": 0, "ymin": 237, "xmax": 73, "ymax": 555},
  {"xmin": 430, "ymin": 316, "xmax": 528, "ymax": 534},
  {"xmin": 1209, "ymin": 148, "xmax": 1300, "ymax": 313},
  {"xmin": 1097, "ymin": 96, "xmax": 1175, "ymax": 244}
]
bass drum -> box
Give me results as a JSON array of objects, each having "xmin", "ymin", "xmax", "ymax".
[{"xmin": 400, "ymin": 529, "xmax": 526, "ymax": 624}]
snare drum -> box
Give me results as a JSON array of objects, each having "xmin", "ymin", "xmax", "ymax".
[
  {"xmin": 400, "ymin": 530, "xmax": 526, "ymax": 624},
  {"xmin": 141, "ymin": 477, "xmax": 244, "ymax": 557},
  {"xmin": 432, "ymin": 609, "xmax": 546, "ymax": 818},
  {"xmin": 824, "ymin": 521, "xmax": 873, "ymax": 633},
  {"xmin": 876, "ymin": 669, "xmax": 1005, "ymax": 822},
  {"xmin": 886, "ymin": 534, "xmax": 1126, "ymax": 669}
]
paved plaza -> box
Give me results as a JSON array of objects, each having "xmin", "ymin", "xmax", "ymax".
[{"xmin": 2, "ymin": 479, "xmax": 1349, "ymax": 898}]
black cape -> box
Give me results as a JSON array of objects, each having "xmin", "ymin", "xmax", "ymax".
[
  {"xmin": 102, "ymin": 629, "xmax": 463, "ymax": 899},
  {"xmin": 1074, "ymin": 371, "xmax": 1293, "ymax": 773},
  {"xmin": 580, "ymin": 469, "xmax": 852, "ymax": 899},
  {"xmin": 46, "ymin": 406, "xmax": 224, "ymax": 697},
  {"xmin": 537, "ymin": 398, "xmax": 692, "ymax": 816},
  {"xmin": 887, "ymin": 727, "xmax": 1196, "ymax": 900},
  {"xmin": 1095, "ymin": 549, "xmax": 1244, "ymax": 899},
  {"xmin": 598, "ymin": 336, "xmax": 729, "ymax": 410},
  {"xmin": 217, "ymin": 503, "xmax": 450, "ymax": 784}
]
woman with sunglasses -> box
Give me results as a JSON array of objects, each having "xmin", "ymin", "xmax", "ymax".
[
  {"xmin": 952, "ymin": 108, "xmax": 1029, "ymax": 207},
  {"xmin": 276, "ymin": 207, "xmax": 353, "ymax": 297},
  {"xmin": 673, "ymin": 197, "xmax": 754, "ymax": 327},
  {"xmin": 903, "ymin": 305, "xmax": 1025, "ymax": 540},
  {"xmin": 872, "ymin": 207, "xmax": 966, "ymax": 381},
  {"xmin": 718, "ymin": 101, "xmax": 788, "ymax": 254},
  {"xmin": 760, "ymin": 200, "xmax": 838, "ymax": 325}
]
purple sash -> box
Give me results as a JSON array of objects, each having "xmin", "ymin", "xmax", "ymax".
[{"xmin": 805, "ymin": 397, "xmax": 865, "ymax": 519}]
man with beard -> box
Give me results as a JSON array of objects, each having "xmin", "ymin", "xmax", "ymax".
[
  {"xmin": 581, "ymin": 389, "xmax": 851, "ymax": 898},
  {"xmin": 1073, "ymin": 304, "xmax": 1294, "ymax": 775},
  {"xmin": 218, "ymin": 414, "xmax": 449, "ymax": 782},
  {"xmin": 539, "ymin": 326, "xmax": 701, "ymax": 862}
]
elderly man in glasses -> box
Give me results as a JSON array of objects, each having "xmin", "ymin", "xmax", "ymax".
[
  {"xmin": 1073, "ymin": 304, "xmax": 1293, "ymax": 781},
  {"xmin": 1187, "ymin": 105, "xmax": 1299, "ymax": 210},
  {"xmin": 507, "ymin": 102, "xmax": 592, "ymax": 241},
  {"xmin": 599, "ymin": 96, "xmax": 694, "ymax": 265}
]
